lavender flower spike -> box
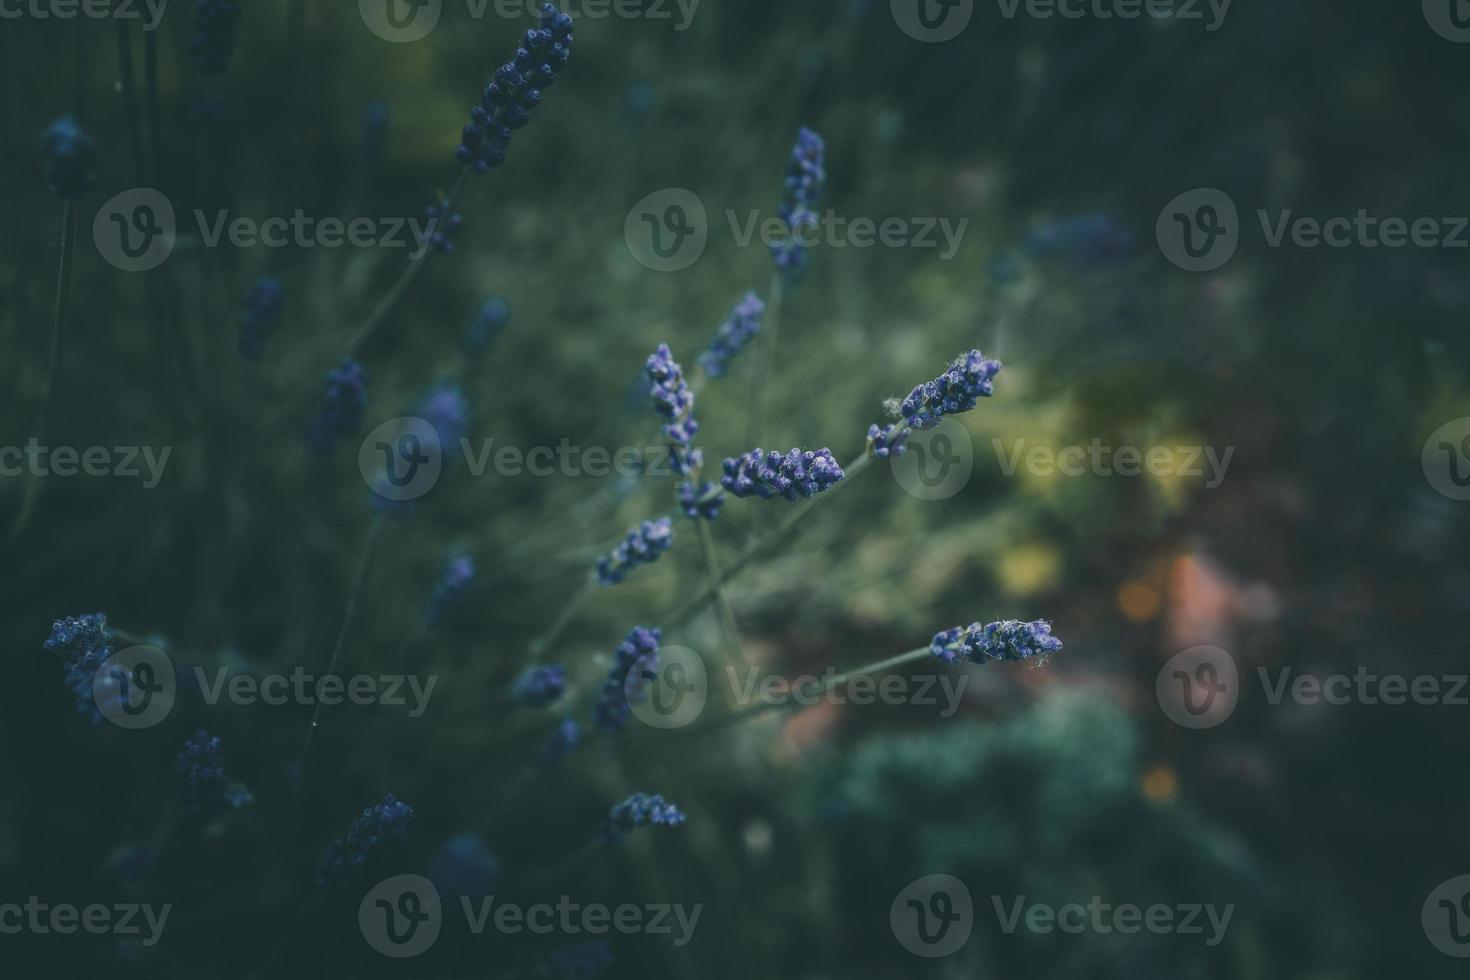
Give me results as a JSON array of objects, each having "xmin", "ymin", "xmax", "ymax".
[
  {"xmin": 866, "ymin": 423, "xmax": 909, "ymax": 459},
  {"xmin": 770, "ymin": 127, "xmax": 826, "ymax": 273},
  {"xmin": 698, "ymin": 292, "xmax": 766, "ymax": 379},
  {"xmin": 40, "ymin": 115, "xmax": 96, "ymax": 198},
  {"xmin": 316, "ymin": 794, "xmax": 415, "ymax": 886},
  {"xmin": 427, "ymin": 554, "xmax": 475, "ymax": 624},
  {"xmin": 514, "ymin": 665, "xmax": 567, "ymax": 707},
  {"xmin": 899, "ymin": 349, "xmax": 1003, "ymax": 430},
  {"xmin": 596, "ymin": 517, "xmax": 673, "ymax": 586},
  {"xmin": 177, "ymin": 729, "xmax": 252, "ymax": 817},
  {"xmin": 930, "ymin": 619, "xmax": 1062, "ymax": 667},
  {"xmin": 304, "ymin": 358, "xmax": 368, "ymax": 455},
  {"xmin": 238, "ymin": 277, "xmax": 284, "ymax": 360},
  {"xmin": 603, "ymin": 793, "xmax": 686, "ymax": 843},
  {"xmin": 645, "ymin": 344, "xmax": 701, "ymax": 476},
  {"xmin": 457, "ymin": 3, "xmax": 575, "ymax": 174},
  {"xmin": 721, "ymin": 448, "xmax": 844, "ymax": 502},
  {"xmin": 593, "ymin": 626, "xmax": 661, "ymax": 733},
  {"xmin": 540, "ymin": 716, "xmax": 583, "ymax": 769}
]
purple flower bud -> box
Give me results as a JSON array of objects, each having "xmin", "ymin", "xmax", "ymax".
[
  {"xmin": 930, "ymin": 619, "xmax": 1062, "ymax": 667},
  {"xmin": 721, "ymin": 448, "xmax": 844, "ymax": 502},
  {"xmin": 596, "ymin": 518, "xmax": 673, "ymax": 586}
]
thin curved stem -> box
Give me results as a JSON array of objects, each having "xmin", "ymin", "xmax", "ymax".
[
  {"xmin": 745, "ymin": 271, "xmax": 785, "ymax": 449},
  {"xmin": 259, "ymin": 167, "xmax": 472, "ymax": 437},
  {"xmin": 666, "ymin": 435, "xmax": 894, "ymax": 628},
  {"xmin": 695, "ymin": 517, "xmax": 745, "ymax": 665},
  {"xmin": 11, "ymin": 199, "xmax": 78, "ymax": 539},
  {"xmin": 525, "ymin": 574, "xmax": 597, "ymax": 667},
  {"xmin": 295, "ymin": 515, "xmax": 390, "ymax": 793},
  {"xmin": 696, "ymin": 644, "xmax": 932, "ymax": 735}
]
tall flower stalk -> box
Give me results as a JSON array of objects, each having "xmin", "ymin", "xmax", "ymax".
[{"xmin": 13, "ymin": 117, "xmax": 93, "ymax": 539}]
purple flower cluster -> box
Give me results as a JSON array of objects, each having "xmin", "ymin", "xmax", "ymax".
[
  {"xmin": 898, "ymin": 349, "xmax": 1003, "ymax": 430},
  {"xmin": 238, "ymin": 277, "xmax": 284, "ymax": 360},
  {"xmin": 189, "ymin": 0, "xmax": 242, "ymax": 76},
  {"xmin": 866, "ymin": 423, "xmax": 909, "ymax": 459},
  {"xmin": 514, "ymin": 665, "xmax": 567, "ymax": 707},
  {"xmin": 416, "ymin": 381, "xmax": 470, "ymax": 453},
  {"xmin": 645, "ymin": 344, "xmax": 701, "ymax": 476},
  {"xmin": 677, "ymin": 480, "xmax": 725, "ymax": 521},
  {"xmin": 177, "ymin": 729, "xmax": 251, "ymax": 817},
  {"xmin": 40, "ymin": 115, "xmax": 95, "ymax": 198},
  {"xmin": 540, "ymin": 716, "xmax": 583, "ymax": 768},
  {"xmin": 44, "ymin": 613, "xmax": 113, "ymax": 723},
  {"xmin": 593, "ymin": 626, "xmax": 661, "ymax": 734},
  {"xmin": 930, "ymin": 619, "xmax": 1062, "ymax": 667},
  {"xmin": 304, "ymin": 359, "xmax": 368, "ymax": 455},
  {"xmin": 596, "ymin": 518, "xmax": 673, "ymax": 586},
  {"xmin": 770, "ymin": 127, "xmax": 826, "ymax": 273},
  {"xmin": 316, "ymin": 794, "xmax": 414, "ymax": 886},
  {"xmin": 602, "ymin": 792, "xmax": 686, "ymax": 843},
  {"xmin": 721, "ymin": 448, "xmax": 844, "ymax": 502},
  {"xmin": 426, "ymin": 554, "xmax": 475, "ymax": 624},
  {"xmin": 457, "ymin": 4, "xmax": 575, "ymax": 174},
  {"xmin": 697, "ymin": 292, "xmax": 766, "ymax": 379}
]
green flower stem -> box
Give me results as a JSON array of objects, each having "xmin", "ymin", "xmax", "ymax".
[
  {"xmin": 745, "ymin": 271, "xmax": 785, "ymax": 449},
  {"xmin": 695, "ymin": 516, "xmax": 745, "ymax": 665},
  {"xmin": 295, "ymin": 515, "xmax": 391, "ymax": 795},
  {"xmin": 526, "ymin": 573, "xmax": 597, "ymax": 667},
  {"xmin": 143, "ymin": 28, "xmax": 161, "ymax": 178},
  {"xmin": 113, "ymin": 15, "xmax": 144, "ymax": 181},
  {"xmin": 258, "ymin": 167, "xmax": 471, "ymax": 438},
  {"xmin": 666, "ymin": 427, "xmax": 902, "ymax": 629},
  {"xmin": 698, "ymin": 644, "xmax": 933, "ymax": 734},
  {"xmin": 11, "ymin": 199, "xmax": 79, "ymax": 540}
]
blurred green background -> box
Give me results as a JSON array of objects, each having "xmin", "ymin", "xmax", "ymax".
[{"xmin": 3, "ymin": 0, "xmax": 1470, "ymax": 977}]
